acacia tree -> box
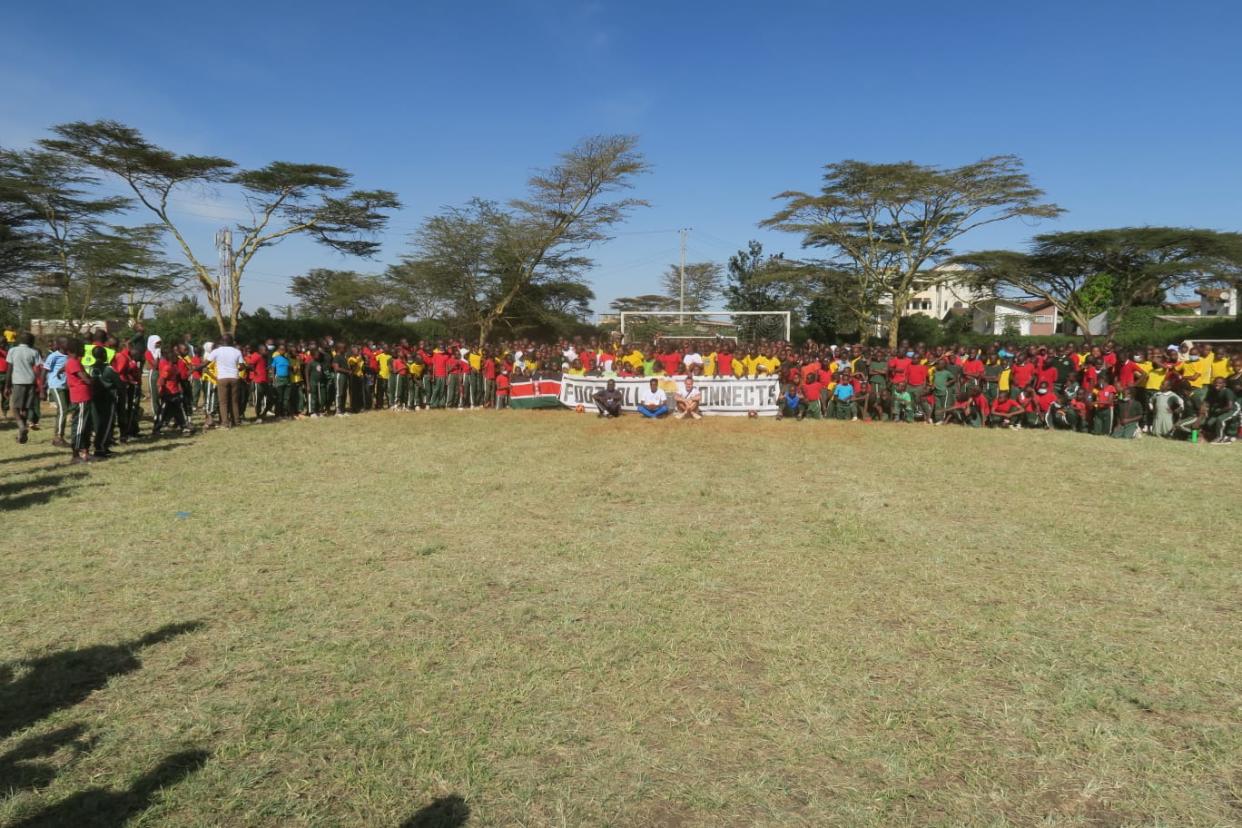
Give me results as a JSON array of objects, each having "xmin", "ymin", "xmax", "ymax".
[
  {"xmin": 41, "ymin": 120, "xmax": 400, "ymax": 335},
  {"xmin": 610, "ymin": 294, "xmax": 677, "ymax": 313},
  {"xmin": 399, "ymin": 135, "xmax": 647, "ymax": 347},
  {"xmin": 955, "ymin": 227, "xmax": 1242, "ymax": 338},
  {"xmin": 951, "ymin": 248, "xmax": 1102, "ymax": 337},
  {"xmin": 290, "ymin": 268, "xmax": 402, "ymax": 322},
  {"xmin": 761, "ymin": 156, "xmax": 1063, "ymax": 347},
  {"xmin": 78, "ymin": 224, "xmax": 188, "ymax": 327},
  {"xmin": 0, "ymin": 147, "xmax": 132, "ymax": 323},
  {"xmin": 659, "ymin": 261, "xmax": 723, "ymax": 312}
]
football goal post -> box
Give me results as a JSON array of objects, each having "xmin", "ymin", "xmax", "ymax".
[{"xmin": 618, "ymin": 310, "xmax": 791, "ymax": 344}]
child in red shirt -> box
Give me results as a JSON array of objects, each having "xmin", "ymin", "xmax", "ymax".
[
  {"xmin": 495, "ymin": 371, "xmax": 511, "ymax": 409},
  {"xmin": 65, "ymin": 342, "xmax": 94, "ymax": 462}
]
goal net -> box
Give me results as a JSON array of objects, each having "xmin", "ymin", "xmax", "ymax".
[{"xmin": 618, "ymin": 311, "xmax": 791, "ymax": 345}]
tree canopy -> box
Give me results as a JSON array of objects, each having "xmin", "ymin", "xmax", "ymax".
[
  {"xmin": 954, "ymin": 227, "xmax": 1242, "ymax": 338},
  {"xmin": 762, "ymin": 156, "xmax": 1063, "ymax": 346},
  {"xmin": 289, "ymin": 268, "xmax": 403, "ymax": 322},
  {"xmin": 397, "ymin": 135, "xmax": 647, "ymax": 346},
  {"xmin": 659, "ymin": 261, "xmax": 723, "ymax": 312},
  {"xmin": 41, "ymin": 120, "xmax": 400, "ymax": 335}
]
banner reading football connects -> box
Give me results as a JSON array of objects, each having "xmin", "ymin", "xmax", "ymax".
[{"xmin": 558, "ymin": 375, "xmax": 781, "ymax": 416}]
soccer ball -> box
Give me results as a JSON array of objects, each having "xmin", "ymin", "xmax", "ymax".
[
  {"xmin": 747, "ymin": 409, "xmax": 758, "ymax": 418},
  {"xmin": 575, "ymin": 404, "xmax": 585, "ymax": 413}
]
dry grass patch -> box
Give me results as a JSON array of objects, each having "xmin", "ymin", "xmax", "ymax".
[{"xmin": 0, "ymin": 412, "xmax": 1238, "ymax": 826}]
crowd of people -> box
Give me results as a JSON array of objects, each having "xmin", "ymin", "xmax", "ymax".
[{"xmin": 1, "ymin": 326, "xmax": 1240, "ymax": 464}]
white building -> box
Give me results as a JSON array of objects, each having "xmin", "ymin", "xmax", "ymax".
[
  {"xmin": 1196, "ymin": 287, "xmax": 1238, "ymax": 317},
  {"xmin": 901, "ymin": 265, "xmax": 992, "ymax": 319}
]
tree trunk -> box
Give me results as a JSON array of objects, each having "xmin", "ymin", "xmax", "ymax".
[
  {"xmin": 886, "ymin": 294, "xmax": 908, "ymax": 349},
  {"xmin": 1069, "ymin": 308, "xmax": 1094, "ymax": 343}
]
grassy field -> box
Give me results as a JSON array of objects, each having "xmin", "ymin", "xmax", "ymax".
[{"xmin": 0, "ymin": 410, "xmax": 1239, "ymax": 827}]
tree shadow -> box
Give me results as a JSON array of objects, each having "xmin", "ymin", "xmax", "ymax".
[
  {"xmin": 0, "ymin": 621, "xmax": 204, "ymax": 741},
  {"xmin": 0, "ymin": 481, "xmax": 110, "ymax": 511},
  {"xmin": 0, "ymin": 724, "xmax": 95, "ymax": 797},
  {"xmin": 9, "ymin": 748, "xmax": 210, "ymax": 828},
  {"xmin": 0, "ymin": 451, "xmax": 63, "ymax": 467},
  {"xmin": 0, "ymin": 471, "xmax": 87, "ymax": 499},
  {"xmin": 399, "ymin": 794, "xmax": 471, "ymax": 827},
  {"xmin": 106, "ymin": 441, "xmax": 192, "ymax": 460}
]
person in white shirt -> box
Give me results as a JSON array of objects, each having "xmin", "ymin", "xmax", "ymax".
[
  {"xmin": 683, "ymin": 350, "xmax": 703, "ymax": 371},
  {"xmin": 675, "ymin": 376, "xmax": 703, "ymax": 420},
  {"xmin": 638, "ymin": 378, "xmax": 668, "ymax": 419},
  {"xmin": 207, "ymin": 334, "xmax": 246, "ymax": 428}
]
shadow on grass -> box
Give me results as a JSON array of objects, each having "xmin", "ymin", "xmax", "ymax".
[
  {"xmin": 9, "ymin": 748, "xmax": 210, "ymax": 828},
  {"xmin": 399, "ymin": 794, "xmax": 470, "ymax": 827},
  {"xmin": 0, "ymin": 621, "xmax": 204, "ymax": 741},
  {"xmin": 0, "ymin": 451, "xmax": 63, "ymax": 467},
  {"xmin": 0, "ymin": 724, "xmax": 95, "ymax": 796},
  {"xmin": 0, "ymin": 472, "xmax": 87, "ymax": 499}
]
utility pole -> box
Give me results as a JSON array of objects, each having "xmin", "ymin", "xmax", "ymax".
[
  {"xmin": 215, "ymin": 228, "xmax": 234, "ymax": 331},
  {"xmin": 678, "ymin": 227, "xmax": 691, "ymax": 324}
]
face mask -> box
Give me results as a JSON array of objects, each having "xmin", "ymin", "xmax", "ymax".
[
  {"xmin": 906, "ymin": 351, "xmax": 914, "ymax": 358},
  {"xmin": 1189, "ymin": 355, "xmax": 1200, "ymax": 362}
]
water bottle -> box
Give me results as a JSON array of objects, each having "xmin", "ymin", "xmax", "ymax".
[{"xmin": 1190, "ymin": 429, "xmax": 1199, "ymax": 443}]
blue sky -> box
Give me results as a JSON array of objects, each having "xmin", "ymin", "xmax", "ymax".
[{"xmin": 3, "ymin": 0, "xmax": 1240, "ymax": 315}]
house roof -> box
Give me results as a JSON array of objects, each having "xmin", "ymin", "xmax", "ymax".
[{"xmin": 979, "ymin": 297, "xmax": 1036, "ymax": 314}]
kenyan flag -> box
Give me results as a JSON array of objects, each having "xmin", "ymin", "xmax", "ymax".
[{"xmin": 509, "ymin": 378, "xmax": 562, "ymax": 409}]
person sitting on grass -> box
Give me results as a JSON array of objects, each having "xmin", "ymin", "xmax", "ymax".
[
  {"xmin": 1202, "ymin": 376, "xmax": 1239, "ymax": 444},
  {"xmin": 674, "ymin": 376, "xmax": 702, "ymax": 420},
  {"xmin": 594, "ymin": 379, "xmax": 623, "ymax": 418},
  {"xmin": 638, "ymin": 378, "xmax": 668, "ymax": 419},
  {"xmin": 988, "ymin": 390, "xmax": 1024, "ymax": 428},
  {"xmin": 775, "ymin": 381, "xmax": 801, "ymax": 420},
  {"xmin": 942, "ymin": 390, "xmax": 976, "ymax": 426}
]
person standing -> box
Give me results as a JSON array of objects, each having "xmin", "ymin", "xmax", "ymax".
[
  {"xmin": 270, "ymin": 343, "xmax": 292, "ymax": 418},
  {"xmin": 207, "ymin": 334, "xmax": 245, "ymax": 429},
  {"xmin": 144, "ymin": 335, "xmax": 163, "ymax": 426},
  {"xmin": 43, "ymin": 337, "xmax": 70, "ymax": 447},
  {"xmin": 5, "ymin": 332, "xmax": 40, "ymax": 445},
  {"xmin": 64, "ymin": 340, "xmax": 94, "ymax": 463},
  {"xmin": 112, "ymin": 339, "xmax": 145, "ymax": 441},
  {"xmin": 89, "ymin": 345, "xmax": 121, "ymax": 457},
  {"xmin": 245, "ymin": 344, "xmax": 270, "ymax": 420}
]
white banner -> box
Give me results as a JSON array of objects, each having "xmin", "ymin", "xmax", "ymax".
[{"xmin": 558, "ymin": 375, "xmax": 781, "ymax": 416}]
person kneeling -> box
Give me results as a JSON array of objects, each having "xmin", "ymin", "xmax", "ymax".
[
  {"xmin": 594, "ymin": 379, "xmax": 624, "ymax": 418},
  {"xmin": 675, "ymin": 377, "xmax": 702, "ymax": 420},
  {"xmin": 639, "ymin": 378, "xmax": 668, "ymax": 419}
]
